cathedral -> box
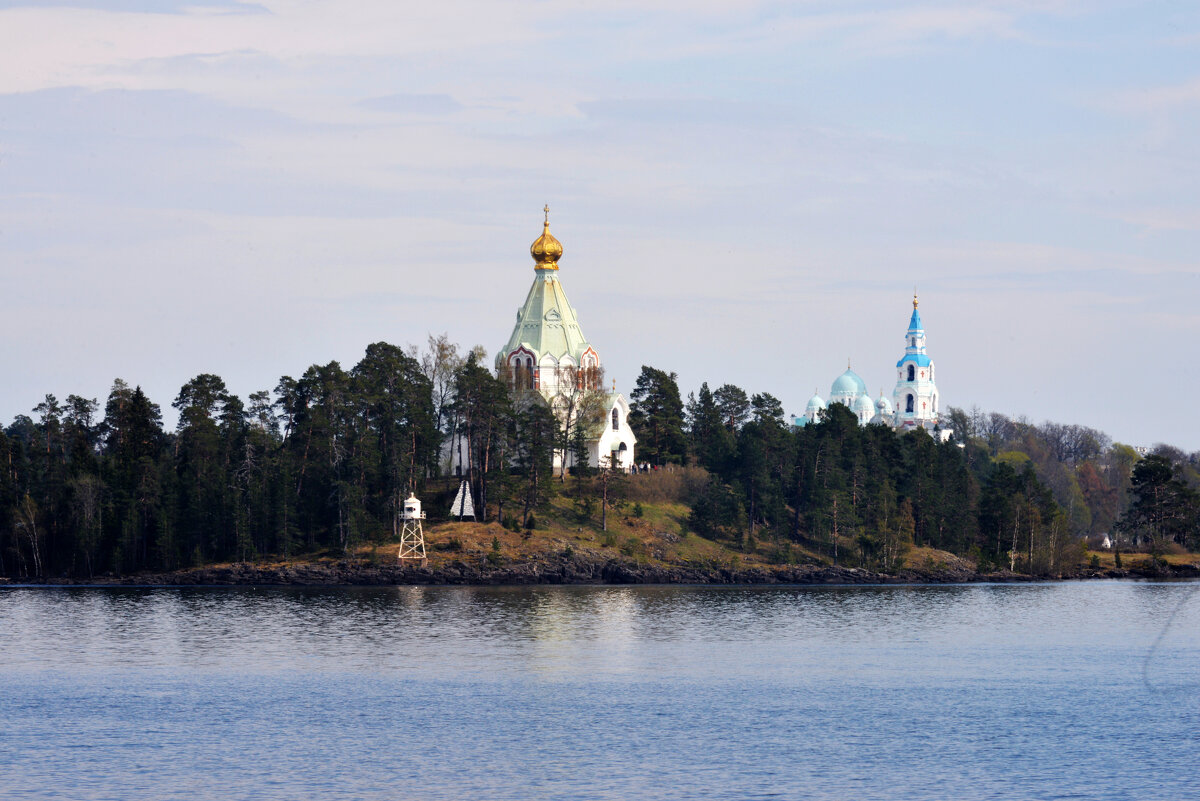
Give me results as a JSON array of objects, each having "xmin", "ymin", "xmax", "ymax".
[
  {"xmin": 494, "ymin": 208, "xmax": 637, "ymax": 470},
  {"xmin": 793, "ymin": 294, "xmax": 948, "ymax": 438}
]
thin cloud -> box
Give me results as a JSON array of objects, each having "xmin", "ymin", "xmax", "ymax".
[
  {"xmin": 357, "ymin": 93, "xmax": 462, "ymax": 115},
  {"xmin": 1107, "ymin": 77, "xmax": 1200, "ymax": 113}
]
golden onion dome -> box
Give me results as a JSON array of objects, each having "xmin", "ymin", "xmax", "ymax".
[{"xmin": 530, "ymin": 204, "xmax": 563, "ymax": 269}]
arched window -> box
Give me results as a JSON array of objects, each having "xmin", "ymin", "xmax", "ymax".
[
  {"xmin": 906, "ymin": 394, "xmax": 914, "ymax": 413},
  {"xmin": 907, "ymin": 364, "xmax": 915, "ymax": 381},
  {"xmin": 612, "ymin": 408, "xmax": 619, "ymax": 430}
]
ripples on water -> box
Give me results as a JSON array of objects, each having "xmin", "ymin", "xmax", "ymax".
[{"xmin": 1, "ymin": 582, "xmax": 1197, "ymax": 800}]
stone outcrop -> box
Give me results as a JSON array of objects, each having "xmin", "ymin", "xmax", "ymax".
[{"xmin": 22, "ymin": 548, "xmax": 1195, "ymax": 587}]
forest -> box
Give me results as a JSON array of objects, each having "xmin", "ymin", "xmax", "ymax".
[{"xmin": 2, "ymin": 336, "xmax": 1198, "ymax": 578}]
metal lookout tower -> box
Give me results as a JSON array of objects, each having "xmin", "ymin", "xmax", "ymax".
[{"xmin": 397, "ymin": 492, "xmax": 427, "ymax": 564}]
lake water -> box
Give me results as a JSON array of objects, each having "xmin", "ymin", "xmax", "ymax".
[{"xmin": 1, "ymin": 582, "xmax": 1197, "ymax": 800}]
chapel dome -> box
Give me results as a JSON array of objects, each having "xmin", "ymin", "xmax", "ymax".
[
  {"xmin": 831, "ymin": 369, "xmax": 868, "ymax": 399},
  {"xmin": 530, "ymin": 205, "xmax": 563, "ymax": 269},
  {"xmin": 805, "ymin": 393, "xmax": 827, "ymax": 414},
  {"xmin": 853, "ymin": 394, "xmax": 876, "ymax": 419},
  {"xmin": 876, "ymin": 394, "xmax": 894, "ymax": 415}
]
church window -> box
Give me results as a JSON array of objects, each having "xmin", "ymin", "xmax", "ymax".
[
  {"xmin": 906, "ymin": 394, "xmax": 914, "ymax": 413},
  {"xmin": 911, "ymin": 337, "xmax": 916, "ymax": 347},
  {"xmin": 612, "ymin": 408, "xmax": 619, "ymax": 430},
  {"xmin": 907, "ymin": 364, "xmax": 915, "ymax": 382}
]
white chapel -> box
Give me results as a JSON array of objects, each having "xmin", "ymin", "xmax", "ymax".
[{"xmin": 495, "ymin": 208, "xmax": 636, "ymax": 470}]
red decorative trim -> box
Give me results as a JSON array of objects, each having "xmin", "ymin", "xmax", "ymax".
[{"xmin": 507, "ymin": 346, "xmax": 535, "ymax": 365}]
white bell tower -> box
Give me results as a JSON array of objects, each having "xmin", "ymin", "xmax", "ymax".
[{"xmin": 893, "ymin": 292, "xmax": 939, "ymax": 428}]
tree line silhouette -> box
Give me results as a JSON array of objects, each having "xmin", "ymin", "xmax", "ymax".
[{"xmin": 1, "ymin": 342, "xmax": 1196, "ymax": 578}]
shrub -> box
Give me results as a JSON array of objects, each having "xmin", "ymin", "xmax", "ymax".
[
  {"xmin": 633, "ymin": 502, "xmax": 644, "ymax": 518},
  {"xmin": 624, "ymin": 465, "xmax": 710, "ymax": 504},
  {"xmin": 620, "ymin": 536, "xmax": 645, "ymax": 557},
  {"xmin": 1089, "ymin": 554, "xmax": 1101, "ymax": 569},
  {"xmin": 435, "ymin": 537, "xmax": 464, "ymax": 553},
  {"xmin": 574, "ymin": 496, "xmax": 596, "ymax": 522},
  {"xmin": 486, "ymin": 536, "xmax": 503, "ymax": 567},
  {"xmin": 769, "ymin": 543, "xmax": 795, "ymax": 565}
]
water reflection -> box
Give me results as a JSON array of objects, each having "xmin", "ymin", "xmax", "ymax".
[
  {"xmin": 3, "ymin": 582, "xmax": 1197, "ymax": 683},
  {"xmin": 2, "ymin": 582, "xmax": 1199, "ymax": 801}
]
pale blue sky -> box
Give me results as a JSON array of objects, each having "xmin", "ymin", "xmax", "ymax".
[{"xmin": 1, "ymin": 0, "xmax": 1198, "ymax": 448}]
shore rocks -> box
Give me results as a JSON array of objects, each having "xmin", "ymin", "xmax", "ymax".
[{"xmin": 18, "ymin": 551, "xmax": 1200, "ymax": 587}]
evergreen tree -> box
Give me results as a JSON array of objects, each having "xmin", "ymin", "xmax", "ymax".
[
  {"xmin": 1118, "ymin": 454, "xmax": 1198, "ymax": 548},
  {"xmin": 628, "ymin": 366, "xmax": 686, "ymax": 466},
  {"xmin": 713, "ymin": 384, "xmax": 751, "ymax": 432},
  {"xmin": 686, "ymin": 382, "xmax": 733, "ymax": 475},
  {"xmin": 451, "ymin": 352, "xmax": 512, "ymax": 521},
  {"xmin": 513, "ymin": 400, "xmax": 557, "ymax": 525}
]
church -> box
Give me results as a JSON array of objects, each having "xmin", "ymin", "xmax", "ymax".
[
  {"xmin": 793, "ymin": 294, "xmax": 948, "ymax": 438},
  {"xmin": 493, "ymin": 208, "xmax": 637, "ymax": 470}
]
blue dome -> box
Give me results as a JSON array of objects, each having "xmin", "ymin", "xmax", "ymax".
[
  {"xmin": 831, "ymin": 369, "xmax": 868, "ymax": 398},
  {"xmin": 805, "ymin": 394, "xmax": 826, "ymax": 414},
  {"xmin": 853, "ymin": 394, "xmax": 875, "ymax": 418}
]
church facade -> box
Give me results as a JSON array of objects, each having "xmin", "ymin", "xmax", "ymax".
[
  {"xmin": 494, "ymin": 208, "xmax": 636, "ymax": 470},
  {"xmin": 793, "ymin": 294, "xmax": 947, "ymax": 438}
]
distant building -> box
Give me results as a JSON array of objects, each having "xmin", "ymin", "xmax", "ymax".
[
  {"xmin": 796, "ymin": 365, "xmax": 893, "ymax": 428},
  {"xmin": 793, "ymin": 294, "xmax": 949, "ymax": 440},
  {"xmin": 892, "ymin": 293, "xmax": 941, "ymax": 432},
  {"xmin": 494, "ymin": 208, "xmax": 636, "ymax": 470}
]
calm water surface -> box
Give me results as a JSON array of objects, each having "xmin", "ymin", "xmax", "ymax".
[{"xmin": 1, "ymin": 582, "xmax": 1197, "ymax": 800}]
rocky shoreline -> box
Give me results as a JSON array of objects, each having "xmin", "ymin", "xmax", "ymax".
[{"xmin": 9, "ymin": 552, "xmax": 1199, "ymax": 587}]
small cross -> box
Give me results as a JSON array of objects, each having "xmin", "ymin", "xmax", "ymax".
[{"xmin": 544, "ymin": 204, "xmax": 550, "ymax": 225}]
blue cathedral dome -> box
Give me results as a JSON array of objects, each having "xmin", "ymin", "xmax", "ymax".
[
  {"xmin": 852, "ymin": 394, "xmax": 876, "ymax": 420},
  {"xmin": 830, "ymin": 369, "xmax": 868, "ymax": 399}
]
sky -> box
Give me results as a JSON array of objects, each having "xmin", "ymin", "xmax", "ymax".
[{"xmin": 1, "ymin": 0, "xmax": 1199, "ymax": 450}]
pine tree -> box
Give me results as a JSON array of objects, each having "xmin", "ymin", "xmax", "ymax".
[{"xmin": 628, "ymin": 366, "xmax": 687, "ymax": 466}]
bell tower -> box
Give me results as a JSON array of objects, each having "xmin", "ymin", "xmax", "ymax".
[{"xmin": 893, "ymin": 292, "xmax": 939, "ymax": 428}]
